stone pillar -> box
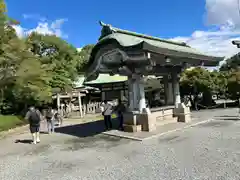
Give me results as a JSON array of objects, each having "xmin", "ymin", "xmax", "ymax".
[
  {"xmin": 164, "ymin": 75, "xmax": 174, "ymax": 105},
  {"xmin": 128, "ymin": 75, "xmax": 146, "ymax": 112},
  {"xmin": 172, "ymin": 72, "xmax": 181, "ymax": 107},
  {"xmin": 138, "ymin": 76, "xmax": 146, "ymax": 113},
  {"xmin": 132, "ymin": 78, "xmax": 139, "ymax": 110},
  {"xmin": 172, "ymin": 72, "xmax": 191, "ymax": 123},
  {"xmin": 120, "ymin": 90, "xmax": 124, "ymax": 101},
  {"xmin": 128, "ymin": 78, "xmax": 134, "ymax": 111},
  {"xmin": 78, "ymin": 92, "xmax": 83, "ymax": 118},
  {"xmin": 123, "ymin": 75, "xmax": 148, "ymax": 132}
]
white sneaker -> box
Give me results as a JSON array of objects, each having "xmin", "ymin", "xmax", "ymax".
[
  {"xmin": 32, "ymin": 141, "xmax": 37, "ymax": 145},
  {"xmin": 36, "ymin": 139, "xmax": 40, "ymax": 143}
]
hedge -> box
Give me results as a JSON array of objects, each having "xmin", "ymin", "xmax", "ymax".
[{"xmin": 0, "ymin": 115, "xmax": 26, "ymax": 132}]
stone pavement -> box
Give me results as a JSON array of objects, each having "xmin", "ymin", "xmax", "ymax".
[
  {"xmin": 0, "ymin": 114, "xmax": 103, "ymax": 140},
  {"xmin": 104, "ymin": 108, "xmax": 240, "ymax": 141},
  {"xmin": 1, "ymin": 108, "xmax": 240, "ymax": 179},
  {"xmin": 103, "ymin": 118, "xmax": 212, "ymax": 141}
]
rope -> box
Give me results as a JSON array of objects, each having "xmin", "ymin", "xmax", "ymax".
[
  {"xmin": 197, "ymin": 103, "xmax": 222, "ymax": 109},
  {"xmin": 238, "ymin": 0, "xmax": 240, "ymax": 18}
]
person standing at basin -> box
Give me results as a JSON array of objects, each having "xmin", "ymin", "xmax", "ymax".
[
  {"xmin": 115, "ymin": 99, "xmax": 126, "ymax": 131},
  {"xmin": 25, "ymin": 106, "xmax": 42, "ymax": 144},
  {"xmin": 101, "ymin": 100, "xmax": 113, "ymax": 130}
]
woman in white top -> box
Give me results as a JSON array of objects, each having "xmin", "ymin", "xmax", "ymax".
[{"xmin": 101, "ymin": 100, "xmax": 113, "ymax": 130}]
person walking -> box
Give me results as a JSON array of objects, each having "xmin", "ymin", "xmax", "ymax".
[
  {"xmin": 101, "ymin": 100, "xmax": 113, "ymax": 130},
  {"xmin": 55, "ymin": 109, "xmax": 63, "ymax": 126},
  {"xmin": 25, "ymin": 106, "xmax": 42, "ymax": 144},
  {"xmin": 46, "ymin": 107, "xmax": 56, "ymax": 133}
]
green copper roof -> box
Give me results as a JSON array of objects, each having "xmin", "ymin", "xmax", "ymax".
[
  {"xmin": 97, "ymin": 21, "xmax": 223, "ymax": 61},
  {"xmin": 84, "ymin": 74, "xmax": 127, "ymax": 85},
  {"xmin": 99, "ymin": 21, "xmax": 187, "ymax": 47},
  {"xmin": 74, "ymin": 76, "xmax": 85, "ymax": 88}
]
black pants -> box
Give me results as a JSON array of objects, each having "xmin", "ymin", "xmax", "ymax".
[
  {"xmin": 118, "ymin": 113, "xmax": 124, "ymax": 130},
  {"xmin": 29, "ymin": 125, "xmax": 40, "ymax": 133},
  {"xmin": 104, "ymin": 115, "xmax": 112, "ymax": 129}
]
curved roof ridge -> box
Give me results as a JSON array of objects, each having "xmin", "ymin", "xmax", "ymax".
[{"xmin": 99, "ymin": 21, "xmax": 188, "ymax": 47}]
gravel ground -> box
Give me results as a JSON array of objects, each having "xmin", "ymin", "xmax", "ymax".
[{"xmin": 1, "ymin": 108, "xmax": 240, "ymax": 180}]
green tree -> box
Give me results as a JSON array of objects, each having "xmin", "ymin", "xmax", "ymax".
[
  {"xmin": 0, "ymin": 28, "xmax": 52, "ymax": 113},
  {"xmin": 77, "ymin": 44, "xmax": 94, "ymax": 73},
  {"xmin": 180, "ymin": 67, "xmax": 218, "ymax": 109},
  {"xmin": 220, "ymin": 53, "xmax": 240, "ymax": 71},
  {"xmin": 26, "ymin": 33, "xmax": 80, "ymax": 91},
  {"xmin": 219, "ymin": 53, "xmax": 240, "ymax": 101},
  {"xmin": 227, "ymin": 68, "xmax": 240, "ymax": 100}
]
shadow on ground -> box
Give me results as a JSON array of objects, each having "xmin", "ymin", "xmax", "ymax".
[
  {"xmin": 40, "ymin": 131, "xmax": 49, "ymax": 134},
  {"xmin": 214, "ymin": 115, "xmax": 240, "ymax": 121},
  {"xmin": 55, "ymin": 118, "xmax": 120, "ymax": 138},
  {"xmin": 15, "ymin": 139, "xmax": 32, "ymax": 144}
]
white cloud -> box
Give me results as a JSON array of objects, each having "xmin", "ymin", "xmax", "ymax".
[
  {"xmin": 12, "ymin": 16, "xmax": 68, "ymax": 38},
  {"xmin": 170, "ymin": 0, "xmax": 240, "ymax": 64},
  {"xmin": 22, "ymin": 14, "xmax": 46, "ymax": 21}
]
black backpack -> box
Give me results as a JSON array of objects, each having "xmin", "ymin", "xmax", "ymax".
[{"xmin": 29, "ymin": 110, "xmax": 41, "ymax": 125}]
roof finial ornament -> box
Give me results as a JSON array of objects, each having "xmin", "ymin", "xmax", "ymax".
[
  {"xmin": 99, "ymin": 21, "xmax": 106, "ymax": 27},
  {"xmin": 99, "ymin": 21, "xmax": 114, "ymax": 30}
]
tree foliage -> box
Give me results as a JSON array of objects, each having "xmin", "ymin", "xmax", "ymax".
[
  {"xmin": 219, "ymin": 53, "xmax": 240, "ymax": 100},
  {"xmin": 77, "ymin": 44, "xmax": 94, "ymax": 73},
  {"xmin": 26, "ymin": 32, "xmax": 80, "ymax": 91},
  {"xmin": 180, "ymin": 67, "xmax": 214, "ymax": 95},
  {"xmin": 2, "ymin": 0, "xmax": 240, "ymax": 114},
  {"xmin": 0, "ymin": 0, "xmax": 88, "ymax": 114},
  {"xmin": 179, "ymin": 67, "xmax": 232, "ymax": 108}
]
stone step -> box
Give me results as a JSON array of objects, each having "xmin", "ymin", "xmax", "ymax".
[
  {"xmin": 123, "ymin": 124, "xmax": 142, "ymax": 132},
  {"xmin": 162, "ymin": 109, "xmax": 174, "ymax": 116},
  {"xmin": 156, "ymin": 116, "xmax": 177, "ymax": 126}
]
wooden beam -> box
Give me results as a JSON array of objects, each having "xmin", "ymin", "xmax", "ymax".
[{"xmin": 78, "ymin": 91, "xmax": 83, "ymax": 118}]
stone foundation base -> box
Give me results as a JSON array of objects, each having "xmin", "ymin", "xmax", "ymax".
[
  {"xmin": 122, "ymin": 110, "xmax": 157, "ymax": 132},
  {"xmin": 122, "ymin": 104, "xmax": 191, "ymax": 133},
  {"xmin": 177, "ymin": 113, "xmax": 191, "ymax": 123},
  {"xmin": 174, "ymin": 103, "xmax": 191, "ymax": 123},
  {"xmin": 138, "ymin": 113, "xmax": 157, "ymax": 132},
  {"xmin": 123, "ymin": 111, "xmax": 140, "ymax": 133},
  {"xmin": 123, "ymin": 124, "xmax": 142, "ymax": 132}
]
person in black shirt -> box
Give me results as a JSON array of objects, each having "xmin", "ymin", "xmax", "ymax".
[
  {"xmin": 115, "ymin": 99, "xmax": 126, "ymax": 131},
  {"xmin": 25, "ymin": 106, "xmax": 42, "ymax": 144}
]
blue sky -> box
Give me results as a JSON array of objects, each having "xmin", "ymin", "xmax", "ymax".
[{"xmin": 5, "ymin": 0, "xmax": 240, "ymax": 58}]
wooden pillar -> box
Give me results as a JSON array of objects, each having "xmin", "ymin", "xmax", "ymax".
[
  {"xmin": 57, "ymin": 93, "xmax": 60, "ymax": 112},
  {"xmin": 120, "ymin": 90, "xmax": 124, "ymax": 101},
  {"xmin": 78, "ymin": 92, "xmax": 83, "ymax": 118},
  {"xmin": 101, "ymin": 91, "xmax": 106, "ymax": 101},
  {"xmin": 163, "ymin": 76, "xmax": 168, "ymax": 105}
]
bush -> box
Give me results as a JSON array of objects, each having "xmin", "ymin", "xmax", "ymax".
[{"xmin": 0, "ymin": 115, "xmax": 26, "ymax": 132}]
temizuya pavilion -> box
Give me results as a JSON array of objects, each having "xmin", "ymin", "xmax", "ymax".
[{"xmin": 84, "ymin": 21, "xmax": 223, "ymax": 132}]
